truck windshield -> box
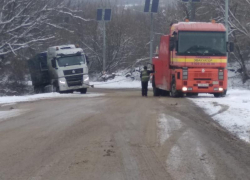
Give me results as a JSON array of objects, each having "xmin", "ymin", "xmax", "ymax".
[
  {"xmin": 178, "ymin": 32, "xmax": 226, "ymax": 56},
  {"xmin": 57, "ymin": 55, "xmax": 85, "ymax": 67}
]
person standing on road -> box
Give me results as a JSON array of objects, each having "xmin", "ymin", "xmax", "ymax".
[{"xmin": 140, "ymin": 66, "xmax": 153, "ymax": 97}]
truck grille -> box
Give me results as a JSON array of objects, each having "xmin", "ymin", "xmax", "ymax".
[
  {"xmin": 64, "ymin": 68, "xmax": 83, "ymax": 76},
  {"xmin": 194, "ymin": 72, "xmax": 212, "ymax": 80},
  {"xmin": 65, "ymin": 75, "xmax": 83, "ymax": 87}
]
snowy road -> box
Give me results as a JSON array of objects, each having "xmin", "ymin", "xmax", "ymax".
[{"xmin": 0, "ymin": 89, "xmax": 250, "ymax": 180}]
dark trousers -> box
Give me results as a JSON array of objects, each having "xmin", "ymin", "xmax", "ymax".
[{"xmin": 141, "ymin": 81, "xmax": 148, "ymax": 96}]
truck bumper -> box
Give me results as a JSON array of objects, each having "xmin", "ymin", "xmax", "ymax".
[
  {"xmin": 175, "ymin": 68, "xmax": 227, "ymax": 94},
  {"xmin": 58, "ymin": 75, "xmax": 89, "ymax": 92},
  {"xmin": 178, "ymin": 80, "xmax": 227, "ymax": 94}
]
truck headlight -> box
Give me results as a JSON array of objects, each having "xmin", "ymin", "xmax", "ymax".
[
  {"xmin": 59, "ymin": 79, "xmax": 66, "ymax": 84},
  {"xmin": 84, "ymin": 75, "xmax": 89, "ymax": 81},
  {"xmin": 182, "ymin": 87, "xmax": 188, "ymax": 91},
  {"xmin": 219, "ymin": 87, "xmax": 223, "ymax": 92}
]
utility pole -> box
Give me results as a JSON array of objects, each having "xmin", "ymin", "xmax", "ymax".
[
  {"xmin": 189, "ymin": 1, "xmax": 193, "ymax": 21},
  {"xmin": 97, "ymin": 8, "xmax": 112, "ymax": 72},
  {"xmin": 150, "ymin": 12, "xmax": 154, "ymax": 64},
  {"xmin": 144, "ymin": 0, "xmax": 159, "ymax": 63},
  {"xmin": 103, "ymin": 20, "xmax": 106, "ymax": 72},
  {"xmin": 191, "ymin": 1, "xmax": 195, "ymax": 21},
  {"xmin": 183, "ymin": 0, "xmax": 200, "ymax": 21},
  {"xmin": 102, "ymin": 9, "xmax": 106, "ymax": 72},
  {"xmin": 225, "ymin": 0, "xmax": 229, "ymax": 68},
  {"xmin": 225, "ymin": 0, "xmax": 229, "ymax": 42}
]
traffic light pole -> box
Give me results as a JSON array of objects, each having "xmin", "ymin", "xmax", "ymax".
[{"xmin": 150, "ymin": 12, "xmax": 154, "ymax": 63}]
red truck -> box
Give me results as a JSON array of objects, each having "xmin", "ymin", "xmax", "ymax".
[{"xmin": 152, "ymin": 21, "xmax": 234, "ymax": 97}]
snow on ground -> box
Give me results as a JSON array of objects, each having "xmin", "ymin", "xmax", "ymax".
[
  {"xmin": 158, "ymin": 114, "xmax": 182, "ymax": 145},
  {"xmin": 191, "ymin": 89, "xmax": 250, "ymax": 143},
  {"xmin": 91, "ymin": 76, "xmax": 149, "ymax": 89},
  {"xmin": 0, "ymin": 92, "xmax": 104, "ymax": 105},
  {"xmin": 91, "ymin": 71, "xmax": 152, "ymax": 89},
  {"xmin": 0, "ymin": 110, "xmax": 27, "ymax": 122}
]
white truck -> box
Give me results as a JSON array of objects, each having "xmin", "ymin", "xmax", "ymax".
[{"xmin": 28, "ymin": 45, "xmax": 90, "ymax": 94}]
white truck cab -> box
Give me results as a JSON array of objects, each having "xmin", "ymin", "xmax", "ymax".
[{"xmin": 47, "ymin": 45, "xmax": 89, "ymax": 93}]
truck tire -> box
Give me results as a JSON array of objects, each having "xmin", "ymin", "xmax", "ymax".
[
  {"xmin": 222, "ymin": 90, "xmax": 227, "ymax": 97},
  {"xmin": 152, "ymin": 76, "xmax": 161, "ymax": 96},
  {"xmin": 186, "ymin": 93, "xmax": 198, "ymax": 97},
  {"xmin": 170, "ymin": 82, "xmax": 179, "ymax": 97},
  {"xmin": 214, "ymin": 93, "xmax": 222, "ymax": 98},
  {"xmin": 34, "ymin": 86, "xmax": 40, "ymax": 94},
  {"xmin": 161, "ymin": 90, "xmax": 170, "ymax": 97},
  {"xmin": 80, "ymin": 88, "xmax": 87, "ymax": 94},
  {"xmin": 153, "ymin": 87, "xmax": 161, "ymax": 96},
  {"xmin": 34, "ymin": 86, "xmax": 44, "ymax": 94}
]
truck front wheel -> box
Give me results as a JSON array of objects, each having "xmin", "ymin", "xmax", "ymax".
[
  {"xmin": 80, "ymin": 88, "xmax": 87, "ymax": 94},
  {"xmin": 214, "ymin": 93, "xmax": 223, "ymax": 98}
]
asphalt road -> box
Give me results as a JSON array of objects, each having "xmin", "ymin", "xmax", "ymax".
[{"xmin": 0, "ymin": 89, "xmax": 250, "ymax": 180}]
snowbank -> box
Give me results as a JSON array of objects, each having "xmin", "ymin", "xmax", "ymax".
[
  {"xmin": 91, "ymin": 73, "xmax": 152, "ymax": 89},
  {"xmin": 91, "ymin": 76, "xmax": 147, "ymax": 89},
  {"xmin": 0, "ymin": 92, "xmax": 104, "ymax": 105},
  {"xmin": 90, "ymin": 68, "xmax": 152, "ymax": 89},
  {"xmin": 191, "ymin": 89, "xmax": 250, "ymax": 143}
]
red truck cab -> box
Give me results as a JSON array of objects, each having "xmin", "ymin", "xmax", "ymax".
[{"xmin": 152, "ymin": 22, "xmax": 234, "ymax": 97}]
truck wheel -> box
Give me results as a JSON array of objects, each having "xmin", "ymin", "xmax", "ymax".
[
  {"xmin": 170, "ymin": 82, "xmax": 179, "ymax": 97},
  {"xmin": 34, "ymin": 86, "xmax": 40, "ymax": 94},
  {"xmin": 53, "ymin": 85, "xmax": 59, "ymax": 93},
  {"xmin": 187, "ymin": 93, "xmax": 198, "ymax": 97},
  {"xmin": 34, "ymin": 86, "xmax": 44, "ymax": 94},
  {"xmin": 222, "ymin": 90, "xmax": 227, "ymax": 97},
  {"xmin": 80, "ymin": 88, "xmax": 87, "ymax": 94},
  {"xmin": 152, "ymin": 76, "xmax": 160, "ymax": 96},
  {"xmin": 214, "ymin": 93, "xmax": 222, "ymax": 98},
  {"xmin": 161, "ymin": 90, "xmax": 170, "ymax": 97},
  {"xmin": 153, "ymin": 87, "xmax": 161, "ymax": 96}
]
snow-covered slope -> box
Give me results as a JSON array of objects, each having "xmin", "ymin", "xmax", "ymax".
[
  {"xmin": 191, "ymin": 90, "xmax": 250, "ymax": 143},
  {"xmin": 91, "ymin": 70, "xmax": 152, "ymax": 89},
  {"xmin": 91, "ymin": 76, "xmax": 150, "ymax": 89}
]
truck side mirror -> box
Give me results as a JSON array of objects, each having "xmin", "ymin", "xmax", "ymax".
[
  {"xmin": 170, "ymin": 37, "xmax": 175, "ymax": 51},
  {"xmin": 86, "ymin": 55, "xmax": 90, "ymax": 65},
  {"xmin": 51, "ymin": 58, "xmax": 57, "ymax": 69},
  {"xmin": 147, "ymin": 63, "xmax": 154, "ymax": 71},
  {"xmin": 175, "ymin": 41, "xmax": 179, "ymax": 52}
]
